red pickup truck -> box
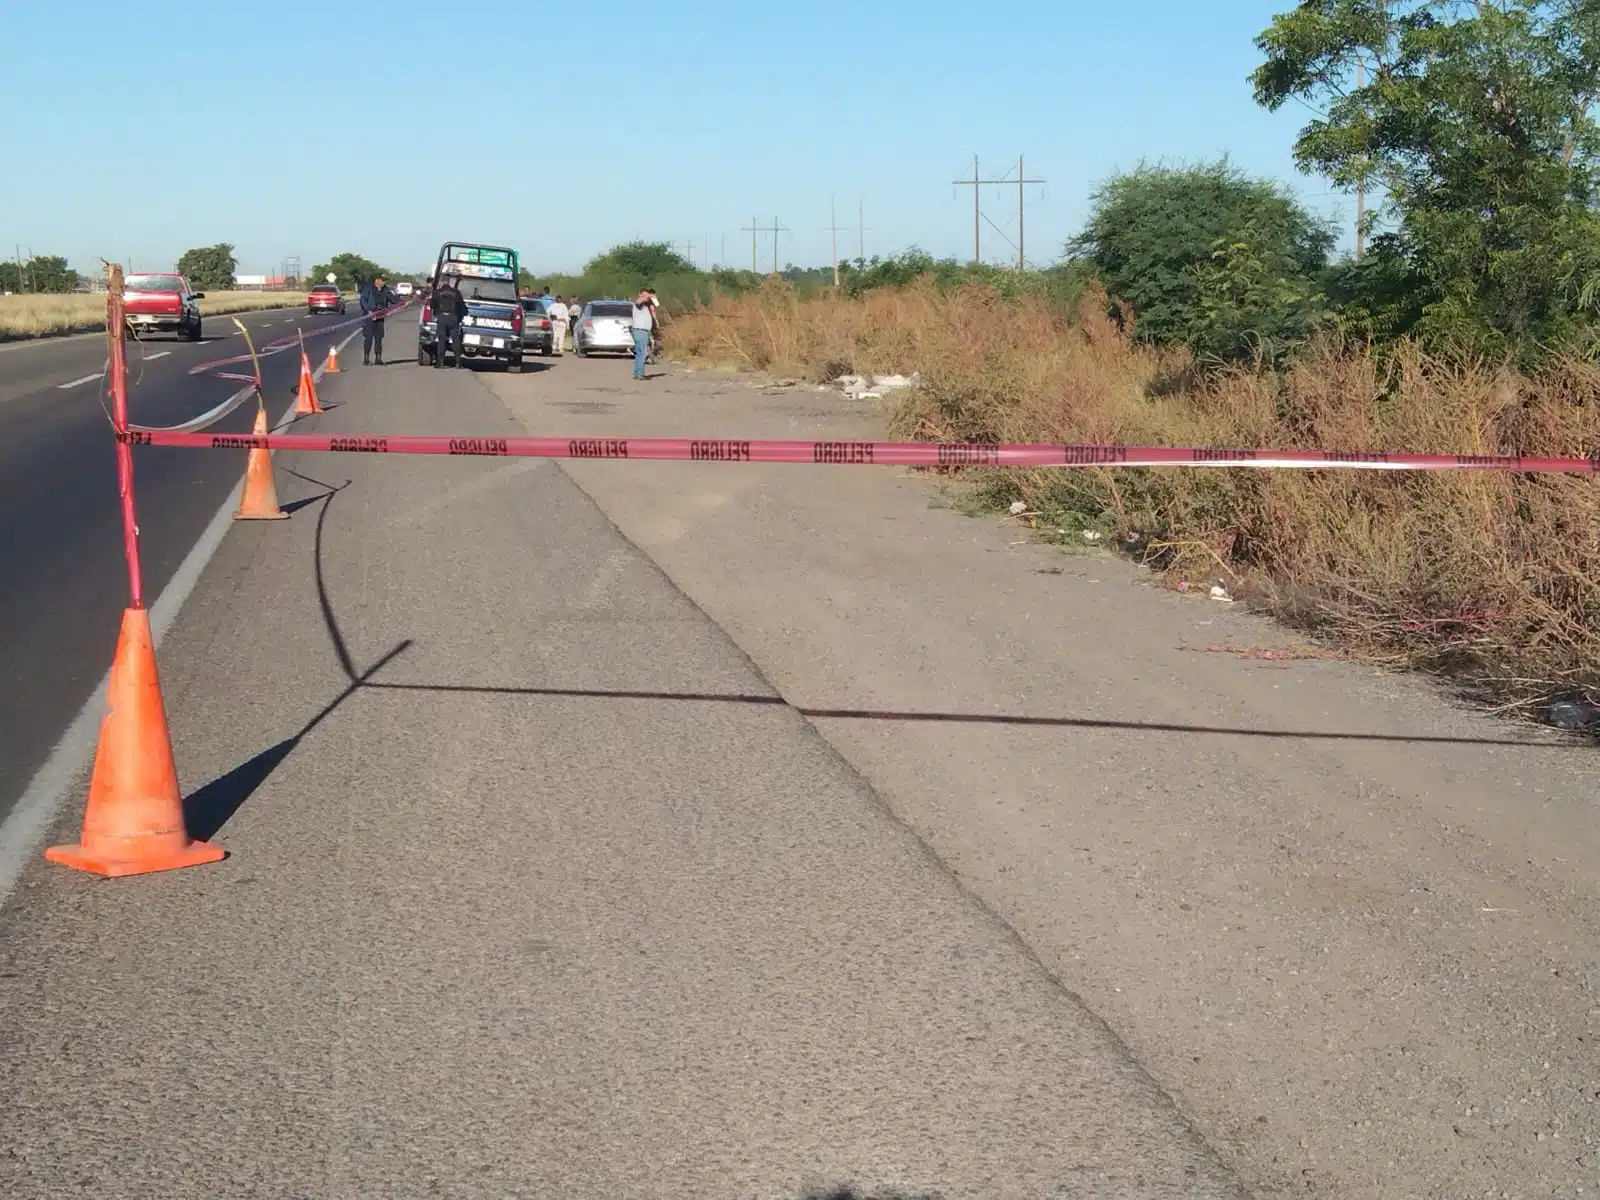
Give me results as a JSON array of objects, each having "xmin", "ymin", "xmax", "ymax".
[{"xmin": 123, "ymin": 273, "xmax": 205, "ymax": 341}]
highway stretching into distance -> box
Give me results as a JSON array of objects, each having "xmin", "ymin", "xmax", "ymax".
[
  {"xmin": 0, "ymin": 307, "xmax": 1592, "ymax": 1197},
  {"xmin": 0, "ymin": 306, "xmax": 380, "ymax": 826}
]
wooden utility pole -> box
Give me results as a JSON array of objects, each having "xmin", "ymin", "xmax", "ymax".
[
  {"xmin": 769, "ymin": 215, "xmax": 788, "ymax": 274},
  {"xmin": 1014, "ymin": 155, "xmax": 1044, "ymax": 269},
  {"xmin": 858, "ymin": 195, "xmax": 866, "ymax": 261},
  {"xmin": 827, "ymin": 196, "xmax": 845, "ymax": 286},
  {"xmin": 741, "ymin": 217, "xmax": 759, "ymax": 272},
  {"xmin": 953, "ymin": 155, "xmax": 986, "ymax": 263}
]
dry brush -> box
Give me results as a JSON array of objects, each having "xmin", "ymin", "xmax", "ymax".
[{"xmin": 667, "ymin": 279, "xmax": 1600, "ymax": 709}]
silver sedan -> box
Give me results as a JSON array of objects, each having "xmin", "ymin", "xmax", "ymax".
[{"xmin": 573, "ymin": 300, "xmax": 637, "ymax": 356}]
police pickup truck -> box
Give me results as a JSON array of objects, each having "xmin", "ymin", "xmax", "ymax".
[{"xmin": 417, "ymin": 241, "xmax": 524, "ymax": 370}]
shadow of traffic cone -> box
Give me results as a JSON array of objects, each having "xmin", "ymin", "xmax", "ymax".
[
  {"xmin": 324, "ymin": 342, "xmax": 341, "ymax": 373},
  {"xmin": 234, "ymin": 407, "xmax": 287, "ymax": 521},
  {"xmin": 46, "ymin": 608, "xmax": 224, "ymax": 877},
  {"xmin": 293, "ymin": 350, "xmax": 322, "ymax": 416}
]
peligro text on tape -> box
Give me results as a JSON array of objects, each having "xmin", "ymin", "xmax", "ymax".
[{"xmin": 114, "ymin": 429, "xmax": 1600, "ymax": 475}]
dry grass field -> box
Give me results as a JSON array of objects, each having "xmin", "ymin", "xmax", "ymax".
[
  {"xmin": 668, "ymin": 279, "xmax": 1600, "ymax": 709},
  {"xmin": 0, "ymin": 290, "xmax": 310, "ymax": 340}
]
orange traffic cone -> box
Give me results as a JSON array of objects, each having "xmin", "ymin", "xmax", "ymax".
[
  {"xmin": 324, "ymin": 342, "xmax": 341, "ymax": 373},
  {"xmin": 234, "ymin": 407, "xmax": 287, "ymax": 521},
  {"xmin": 293, "ymin": 350, "xmax": 322, "ymax": 416},
  {"xmin": 46, "ymin": 608, "xmax": 225, "ymax": 877}
]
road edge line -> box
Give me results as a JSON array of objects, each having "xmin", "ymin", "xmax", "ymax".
[{"xmin": 0, "ymin": 324, "xmax": 363, "ymax": 904}]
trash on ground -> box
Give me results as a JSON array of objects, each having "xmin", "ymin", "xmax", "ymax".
[
  {"xmin": 1209, "ymin": 583, "xmax": 1234, "ymax": 603},
  {"xmin": 1178, "ymin": 641, "xmax": 1350, "ymax": 662},
  {"xmin": 835, "ymin": 372, "xmax": 921, "ymax": 399},
  {"xmin": 1082, "ymin": 530, "xmax": 1104, "ymax": 541},
  {"xmin": 1008, "ymin": 500, "xmax": 1028, "ymax": 514},
  {"xmin": 1547, "ymin": 697, "xmax": 1600, "ymax": 731}
]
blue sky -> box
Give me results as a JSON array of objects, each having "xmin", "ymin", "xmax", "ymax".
[{"xmin": 0, "ymin": 0, "xmax": 1349, "ymax": 278}]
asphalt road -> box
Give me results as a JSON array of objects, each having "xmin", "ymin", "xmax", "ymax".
[
  {"xmin": 0, "ymin": 304, "xmax": 400, "ymax": 825},
  {"xmin": 0, "ymin": 322, "xmax": 1242, "ymax": 1196},
  {"xmin": 485, "ymin": 360, "xmax": 1600, "ymax": 1198}
]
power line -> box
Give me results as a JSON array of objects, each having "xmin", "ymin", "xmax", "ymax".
[
  {"xmin": 740, "ymin": 216, "xmax": 789, "ymax": 274},
  {"xmin": 952, "ymin": 154, "xmax": 1044, "ymax": 266}
]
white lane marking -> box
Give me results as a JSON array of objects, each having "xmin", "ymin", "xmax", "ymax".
[
  {"xmin": 57, "ymin": 373, "xmax": 104, "ymax": 390},
  {"xmin": 0, "ymin": 323, "xmax": 366, "ymax": 904},
  {"xmin": 142, "ymin": 351, "xmax": 171, "ymax": 362}
]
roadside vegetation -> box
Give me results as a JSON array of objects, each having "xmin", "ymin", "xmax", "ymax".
[
  {"xmin": 522, "ymin": 242, "xmax": 766, "ymax": 309},
  {"xmin": 0, "ymin": 290, "xmax": 320, "ymax": 340},
  {"xmin": 664, "ymin": 1, "xmax": 1600, "ymax": 715}
]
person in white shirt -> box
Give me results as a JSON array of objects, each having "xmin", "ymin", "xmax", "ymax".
[
  {"xmin": 547, "ymin": 296, "xmax": 570, "ymax": 353},
  {"xmin": 629, "ymin": 288, "xmax": 656, "ymax": 379}
]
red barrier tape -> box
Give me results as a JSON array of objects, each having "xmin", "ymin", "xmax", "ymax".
[
  {"xmin": 115, "ymin": 300, "xmax": 417, "ymax": 437},
  {"xmin": 184, "ymin": 300, "xmax": 411, "ymax": 377},
  {"xmin": 118, "ymin": 430, "xmax": 1600, "ymax": 473}
]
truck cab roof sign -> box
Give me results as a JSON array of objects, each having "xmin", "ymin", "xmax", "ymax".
[
  {"xmin": 442, "ymin": 245, "xmax": 516, "ymax": 268},
  {"xmin": 441, "ymin": 262, "xmax": 514, "ymax": 281}
]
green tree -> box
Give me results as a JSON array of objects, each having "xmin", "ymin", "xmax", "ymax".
[
  {"xmin": 1253, "ymin": 0, "xmax": 1600, "ymax": 358},
  {"xmin": 175, "ymin": 243, "xmax": 238, "ymax": 291},
  {"xmin": 1068, "ymin": 159, "xmax": 1336, "ymax": 361},
  {"xmin": 311, "ymin": 252, "xmax": 387, "ymax": 291},
  {"xmin": 583, "ymin": 241, "xmax": 694, "ymax": 280},
  {"xmin": 0, "ymin": 255, "xmax": 77, "ymax": 293}
]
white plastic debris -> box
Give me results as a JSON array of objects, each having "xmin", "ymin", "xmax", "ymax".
[
  {"xmin": 1209, "ymin": 583, "xmax": 1234, "ymax": 603},
  {"xmin": 1008, "ymin": 500, "xmax": 1028, "ymax": 515},
  {"xmin": 836, "ymin": 371, "xmax": 920, "ymax": 399},
  {"xmin": 1081, "ymin": 530, "xmax": 1104, "ymax": 542}
]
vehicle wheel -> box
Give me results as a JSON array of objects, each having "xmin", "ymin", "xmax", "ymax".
[
  {"xmin": 188, "ymin": 317, "xmax": 203, "ymax": 342},
  {"xmin": 508, "ymin": 355, "xmax": 523, "ymax": 373},
  {"xmin": 540, "ymin": 345, "xmax": 553, "ymax": 357},
  {"xmin": 417, "ymin": 345, "xmax": 429, "ymax": 366}
]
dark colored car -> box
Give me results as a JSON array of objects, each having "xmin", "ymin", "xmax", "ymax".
[
  {"xmin": 307, "ymin": 284, "xmax": 347, "ymax": 314},
  {"xmin": 417, "ymin": 241, "xmax": 524, "ymax": 370},
  {"xmin": 519, "ymin": 296, "xmax": 554, "ymax": 356}
]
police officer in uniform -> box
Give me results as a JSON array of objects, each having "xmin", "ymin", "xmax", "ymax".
[
  {"xmin": 360, "ymin": 274, "xmax": 398, "ymax": 365},
  {"xmin": 432, "ymin": 276, "xmax": 467, "ymax": 368}
]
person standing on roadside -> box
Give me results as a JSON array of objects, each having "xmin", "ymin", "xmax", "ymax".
[
  {"xmin": 568, "ymin": 297, "xmax": 582, "ymax": 346},
  {"xmin": 629, "ymin": 287, "xmax": 656, "ymax": 380},
  {"xmin": 645, "ymin": 288, "xmax": 663, "ymax": 362},
  {"xmin": 432, "ymin": 275, "xmax": 467, "ymax": 368},
  {"xmin": 360, "ymin": 274, "xmax": 397, "ymax": 365},
  {"xmin": 547, "ymin": 294, "xmax": 570, "ymax": 354}
]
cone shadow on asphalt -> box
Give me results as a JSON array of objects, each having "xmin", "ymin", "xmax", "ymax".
[
  {"xmin": 182, "ymin": 471, "xmax": 412, "ymax": 840},
  {"xmin": 186, "ymin": 459, "xmax": 1574, "ymax": 842},
  {"xmin": 353, "ymin": 679, "xmax": 1562, "ymax": 748},
  {"xmin": 182, "ymin": 640, "xmax": 411, "ymax": 842}
]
